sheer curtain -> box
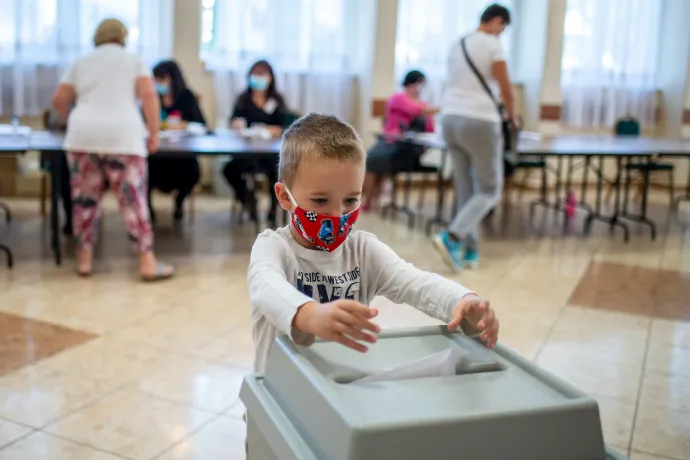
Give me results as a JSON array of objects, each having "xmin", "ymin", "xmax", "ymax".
[
  {"xmin": 395, "ymin": 0, "xmax": 514, "ymax": 106},
  {"xmin": 202, "ymin": 0, "xmax": 369, "ymax": 127},
  {"xmin": 0, "ymin": 0, "xmax": 172, "ymax": 117},
  {"xmin": 560, "ymin": 0, "xmax": 663, "ymax": 129}
]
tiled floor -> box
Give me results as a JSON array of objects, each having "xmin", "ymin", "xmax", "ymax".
[{"xmin": 0, "ymin": 193, "xmax": 688, "ymax": 459}]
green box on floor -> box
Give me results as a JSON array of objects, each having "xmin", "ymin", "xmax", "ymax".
[{"xmin": 240, "ymin": 326, "xmax": 627, "ymax": 460}]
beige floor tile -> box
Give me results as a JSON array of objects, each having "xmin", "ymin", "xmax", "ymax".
[
  {"xmin": 155, "ymin": 416, "xmax": 246, "ymax": 460},
  {"xmin": 0, "ymin": 367, "xmax": 117, "ymax": 427},
  {"xmin": 126, "ymin": 355, "xmax": 247, "ymax": 413},
  {"xmin": 107, "ymin": 307, "xmax": 234, "ymax": 355},
  {"xmin": 34, "ymin": 337, "xmax": 168, "ymax": 387},
  {"xmin": 496, "ymin": 323, "xmax": 551, "ymax": 360},
  {"xmin": 593, "ymin": 395, "xmax": 636, "ymax": 451},
  {"xmin": 645, "ymin": 344, "xmax": 690, "ymax": 377},
  {"xmin": 224, "ymin": 401, "xmax": 246, "ymax": 420},
  {"xmin": 632, "ymin": 405, "xmax": 690, "ymax": 459},
  {"xmin": 639, "ymin": 371, "xmax": 690, "ymax": 414},
  {"xmin": 0, "ymin": 432, "xmax": 123, "ymax": 460},
  {"xmin": 540, "ymin": 328, "xmax": 647, "ymax": 366},
  {"xmin": 554, "ymin": 307, "xmax": 651, "ymax": 339},
  {"xmin": 650, "ymin": 319, "xmax": 690, "ymax": 349},
  {"xmin": 186, "ymin": 327, "xmax": 255, "ymax": 369},
  {"xmin": 535, "ymin": 347, "xmax": 643, "ymax": 402},
  {"xmin": 629, "ymin": 452, "xmax": 679, "ymax": 460},
  {"xmin": 43, "ymin": 389, "xmax": 214, "ymax": 460},
  {"xmin": 0, "ymin": 418, "xmax": 32, "ymax": 449}
]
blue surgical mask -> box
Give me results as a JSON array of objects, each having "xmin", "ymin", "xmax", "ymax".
[
  {"xmin": 248, "ymin": 75, "xmax": 269, "ymax": 91},
  {"xmin": 155, "ymin": 82, "xmax": 169, "ymax": 96}
]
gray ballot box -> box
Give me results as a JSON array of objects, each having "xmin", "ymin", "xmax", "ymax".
[{"xmin": 240, "ymin": 326, "xmax": 627, "ymax": 460}]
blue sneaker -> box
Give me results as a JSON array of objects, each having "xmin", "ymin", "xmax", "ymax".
[
  {"xmin": 432, "ymin": 231, "xmax": 463, "ymax": 272},
  {"xmin": 463, "ymin": 249, "xmax": 479, "ymax": 269}
]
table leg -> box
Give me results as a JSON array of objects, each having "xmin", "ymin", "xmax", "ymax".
[
  {"xmin": 50, "ymin": 151, "xmax": 62, "ymax": 265},
  {"xmin": 672, "ymin": 155, "xmax": 690, "ymax": 209},
  {"xmin": 584, "ymin": 156, "xmax": 630, "ymax": 241},
  {"xmin": 425, "ymin": 147, "xmax": 449, "ymax": 235},
  {"xmin": 0, "ymin": 201, "xmax": 12, "ymax": 269},
  {"xmin": 0, "ymin": 202, "xmax": 10, "ymax": 223},
  {"xmin": 529, "ymin": 154, "xmax": 549, "ymax": 220},
  {"xmin": 618, "ymin": 155, "xmax": 657, "ymax": 240},
  {"xmin": 0, "ymin": 242, "xmax": 12, "ymax": 269}
]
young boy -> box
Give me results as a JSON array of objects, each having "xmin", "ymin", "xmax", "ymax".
[{"xmin": 247, "ymin": 113, "xmax": 499, "ymax": 375}]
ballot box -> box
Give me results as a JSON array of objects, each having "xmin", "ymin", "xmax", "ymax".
[{"xmin": 240, "ymin": 326, "xmax": 627, "ymax": 460}]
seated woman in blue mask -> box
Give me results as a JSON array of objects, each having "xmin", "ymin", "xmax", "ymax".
[
  {"xmin": 148, "ymin": 60, "xmax": 206, "ymax": 222},
  {"xmin": 222, "ymin": 60, "xmax": 288, "ymax": 225}
]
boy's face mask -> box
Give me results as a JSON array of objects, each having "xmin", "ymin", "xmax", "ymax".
[{"xmin": 284, "ymin": 187, "xmax": 360, "ymax": 252}]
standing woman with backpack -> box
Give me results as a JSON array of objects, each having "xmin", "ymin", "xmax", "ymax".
[{"xmin": 432, "ymin": 4, "xmax": 517, "ymax": 272}]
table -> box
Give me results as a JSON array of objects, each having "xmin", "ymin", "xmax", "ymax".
[
  {"xmin": 407, "ymin": 133, "xmax": 690, "ymax": 242},
  {"xmin": 27, "ymin": 131, "xmax": 281, "ymax": 266}
]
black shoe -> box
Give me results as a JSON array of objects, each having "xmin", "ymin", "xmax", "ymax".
[{"xmin": 62, "ymin": 223, "xmax": 74, "ymax": 237}]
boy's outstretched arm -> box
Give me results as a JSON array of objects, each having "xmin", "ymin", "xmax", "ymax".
[
  {"xmin": 248, "ymin": 234, "xmax": 318, "ymax": 346},
  {"xmin": 365, "ymin": 234, "xmax": 499, "ymax": 347}
]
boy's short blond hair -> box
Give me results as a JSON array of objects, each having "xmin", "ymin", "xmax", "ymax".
[
  {"xmin": 279, "ymin": 113, "xmax": 365, "ymax": 186},
  {"xmin": 93, "ymin": 18, "xmax": 128, "ymax": 47}
]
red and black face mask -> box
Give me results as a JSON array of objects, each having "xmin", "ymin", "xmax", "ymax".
[{"xmin": 285, "ymin": 187, "xmax": 360, "ymax": 252}]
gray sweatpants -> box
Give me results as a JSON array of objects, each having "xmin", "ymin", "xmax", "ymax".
[{"xmin": 442, "ymin": 114, "xmax": 503, "ymax": 251}]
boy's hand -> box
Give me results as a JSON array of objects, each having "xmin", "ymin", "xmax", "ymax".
[
  {"xmin": 294, "ymin": 300, "xmax": 380, "ymax": 353},
  {"xmin": 448, "ymin": 295, "xmax": 499, "ymax": 348}
]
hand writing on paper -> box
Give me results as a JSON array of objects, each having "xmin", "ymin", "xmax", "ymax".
[
  {"xmin": 294, "ymin": 300, "xmax": 380, "ymax": 353},
  {"xmin": 448, "ymin": 294, "xmax": 499, "ymax": 349}
]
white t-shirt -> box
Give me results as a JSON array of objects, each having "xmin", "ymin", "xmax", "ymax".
[
  {"xmin": 62, "ymin": 44, "xmax": 150, "ymax": 156},
  {"xmin": 442, "ymin": 31, "xmax": 505, "ymax": 123},
  {"xmin": 247, "ymin": 227, "xmax": 474, "ymax": 374}
]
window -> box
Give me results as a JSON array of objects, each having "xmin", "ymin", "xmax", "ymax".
[
  {"xmin": 560, "ymin": 0, "xmax": 663, "ymax": 127},
  {"xmin": 199, "ymin": 0, "xmax": 357, "ymax": 73},
  {"xmin": 0, "ymin": 0, "xmax": 172, "ymax": 116},
  {"xmin": 0, "ymin": 0, "xmax": 172, "ymax": 65},
  {"xmin": 395, "ymin": 0, "xmax": 514, "ymax": 80}
]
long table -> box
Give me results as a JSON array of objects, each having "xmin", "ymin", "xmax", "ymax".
[
  {"xmin": 401, "ymin": 133, "xmax": 690, "ymax": 242},
  {"xmin": 1, "ymin": 131, "xmax": 281, "ymax": 266}
]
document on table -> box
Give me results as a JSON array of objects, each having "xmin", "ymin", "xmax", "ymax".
[{"xmin": 355, "ymin": 348, "xmax": 466, "ymax": 384}]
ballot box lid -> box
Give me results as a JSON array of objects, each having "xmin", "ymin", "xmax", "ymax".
[{"xmin": 241, "ymin": 326, "xmax": 620, "ymax": 460}]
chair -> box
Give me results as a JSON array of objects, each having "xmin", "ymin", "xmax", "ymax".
[
  {"xmin": 607, "ymin": 117, "xmax": 675, "ymax": 208},
  {"xmin": 380, "ymin": 137, "xmax": 439, "ymax": 228}
]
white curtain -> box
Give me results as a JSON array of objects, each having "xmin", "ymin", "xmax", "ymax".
[
  {"xmin": 560, "ymin": 0, "xmax": 663, "ymax": 129},
  {"xmin": 395, "ymin": 0, "xmax": 515, "ymax": 107},
  {"xmin": 0, "ymin": 0, "xmax": 173, "ymax": 117},
  {"xmin": 203, "ymin": 0, "xmax": 370, "ymax": 127}
]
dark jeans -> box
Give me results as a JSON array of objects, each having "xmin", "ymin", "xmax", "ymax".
[
  {"xmin": 222, "ymin": 157, "xmax": 278, "ymax": 221},
  {"xmin": 148, "ymin": 156, "xmax": 200, "ymax": 213}
]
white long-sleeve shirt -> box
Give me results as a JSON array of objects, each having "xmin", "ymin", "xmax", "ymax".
[{"xmin": 247, "ymin": 227, "xmax": 474, "ymax": 373}]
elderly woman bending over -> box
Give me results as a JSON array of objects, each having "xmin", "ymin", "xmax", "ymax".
[{"xmin": 51, "ymin": 18, "xmax": 173, "ymax": 281}]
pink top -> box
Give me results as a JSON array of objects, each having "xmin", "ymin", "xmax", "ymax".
[{"xmin": 383, "ymin": 92, "xmax": 435, "ymax": 135}]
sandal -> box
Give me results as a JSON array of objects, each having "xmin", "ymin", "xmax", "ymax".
[{"xmin": 140, "ymin": 262, "xmax": 175, "ymax": 282}]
